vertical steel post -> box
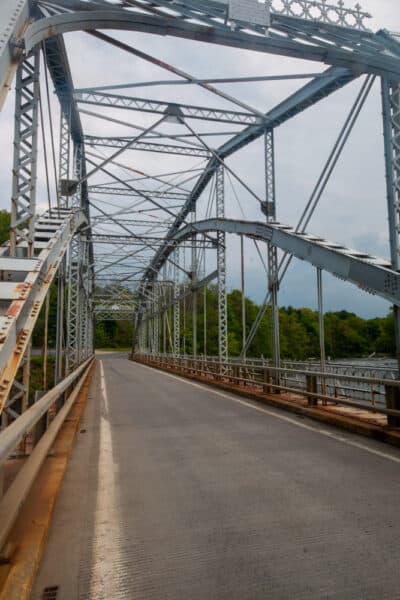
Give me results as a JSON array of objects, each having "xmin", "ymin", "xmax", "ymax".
[
  {"xmin": 154, "ymin": 283, "xmax": 159, "ymax": 355},
  {"xmin": 183, "ymin": 283, "xmax": 187, "ymax": 356},
  {"xmin": 55, "ymin": 110, "xmax": 70, "ymax": 380},
  {"xmin": 174, "ymin": 248, "xmax": 181, "ymax": 357},
  {"xmin": 8, "ymin": 50, "xmax": 40, "ymax": 424},
  {"xmin": 191, "ymin": 212, "xmax": 198, "ymax": 358},
  {"xmin": 241, "ymin": 234, "xmax": 246, "ymax": 360},
  {"xmin": 55, "ymin": 262, "xmax": 65, "ymax": 383},
  {"xmin": 10, "ymin": 49, "xmax": 40, "ymax": 257},
  {"xmin": 216, "ymin": 164, "xmax": 228, "ymax": 371},
  {"xmin": 58, "ymin": 109, "xmax": 71, "ymax": 208},
  {"xmin": 382, "ymin": 78, "xmax": 400, "ymax": 374},
  {"xmin": 317, "ymin": 268, "xmax": 326, "ymax": 395},
  {"xmin": 66, "ymin": 144, "xmax": 84, "ymax": 373},
  {"xmin": 265, "ymin": 130, "xmax": 281, "ymax": 383},
  {"xmin": 42, "ymin": 292, "xmax": 50, "ymax": 392},
  {"xmin": 203, "ymin": 284, "xmax": 207, "ymax": 358}
]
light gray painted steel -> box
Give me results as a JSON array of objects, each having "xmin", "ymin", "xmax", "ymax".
[
  {"xmin": 10, "ymin": 49, "xmax": 40, "ymax": 257},
  {"xmin": 85, "ymin": 136, "xmax": 210, "ymax": 158},
  {"xmin": 0, "ymin": 208, "xmax": 87, "ymax": 415},
  {"xmin": 173, "ymin": 249, "xmax": 180, "ymax": 357},
  {"xmin": 216, "ymin": 165, "xmax": 228, "ymax": 369},
  {"xmin": 229, "ymin": 0, "xmax": 270, "ymax": 27},
  {"xmin": 25, "ymin": 11, "xmax": 400, "ymax": 80},
  {"xmin": 0, "ymin": 0, "xmax": 31, "ymax": 107},
  {"xmin": 66, "ymin": 145, "xmax": 85, "ymax": 373},
  {"xmin": 76, "ymin": 91, "xmax": 260, "ymax": 124},
  {"xmin": 172, "ymin": 218, "xmax": 400, "ymax": 307},
  {"xmin": 265, "ymin": 130, "xmax": 280, "ymax": 376},
  {"xmin": 382, "ymin": 77, "xmax": 400, "ymax": 371}
]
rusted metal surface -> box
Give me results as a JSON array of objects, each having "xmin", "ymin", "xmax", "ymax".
[
  {"xmin": 0, "ymin": 210, "xmax": 87, "ymax": 415},
  {"xmin": 0, "ymin": 358, "xmax": 95, "ymax": 553}
]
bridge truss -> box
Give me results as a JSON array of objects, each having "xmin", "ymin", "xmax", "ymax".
[{"xmin": 0, "ymin": 0, "xmax": 399, "ymax": 432}]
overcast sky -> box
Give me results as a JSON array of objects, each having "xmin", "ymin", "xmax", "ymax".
[{"xmin": 0, "ymin": 0, "xmax": 399, "ymax": 318}]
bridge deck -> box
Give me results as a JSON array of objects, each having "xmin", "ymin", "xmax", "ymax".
[{"xmin": 32, "ymin": 353, "xmax": 400, "ymax": 600}]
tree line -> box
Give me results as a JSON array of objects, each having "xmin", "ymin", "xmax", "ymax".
[{"xmin": 171, "ymin": 286, "xmax": 395, "ymax": 360}]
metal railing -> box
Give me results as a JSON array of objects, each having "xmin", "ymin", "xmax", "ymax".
[
  {"xmin": 0, "ymin": 356, "xmax": 95, "ymax": 551},
  {"xmin": 136, "ymin": 353, "xmax": 400, "ymax": 419}
]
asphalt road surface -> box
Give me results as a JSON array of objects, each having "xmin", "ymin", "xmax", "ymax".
[{"xmin": 32, "ymin": 353, "xmax": 400, "ymax": 599}]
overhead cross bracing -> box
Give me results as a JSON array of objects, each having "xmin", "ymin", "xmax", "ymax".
[{"xmin": 0, "ymin": 0, "xmax": 399, "ymax": 439}]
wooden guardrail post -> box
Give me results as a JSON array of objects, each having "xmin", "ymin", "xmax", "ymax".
[
  {"xmin": 263, "ymin": 368, "xmax": 272, "ymax": 394},
  {"xmin": 232, "ymin": 365, "xmax": 238, "ymax": 385},
  {"xmin": 306, "ymin": 374, "xmax": 318, "ymax": 406},
  {"xmin": 385, "ymin": 384, "xmax": 400, "ymax": 427}
]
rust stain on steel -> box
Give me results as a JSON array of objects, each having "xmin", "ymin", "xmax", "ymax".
[{"xmin": 6, "ymin": 303, "xmax": 20, "ymax": 319}]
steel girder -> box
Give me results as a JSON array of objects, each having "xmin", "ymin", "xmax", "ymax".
[
  {"xmin": 2, "ymin": 0, "xmax": 399, "ymax": 365},
  {"xmin": 65, "ymin": 144, "xmax": 91, "ymax": 373},
  {"xmin": 216, "ymin": 166, "xmax": 228, "ymax": 367},
  {"xmin": 10, "ymin": 50, "xmax": 40, "ymax": 258},
  {"xmin": 8, "ymin": 49, "xmax": 41, "ymax": 422},
  {"xmin": 25, "ymin": 9, "xmax": 400, "ymax": 80},
  {"xmin": 94, "ymin": 287, "xmax": 135, "ymax": 322},
  {"xmin": 144, "ymin": 271, "xmax": 218, "ymax": 321},
  {"xmin": 76, "ymin": 91, "xmax": 261, "ymax": 125},
  {"xmin": 265, "ymin": 130, "xmax": 281, "ymax": 375},
  {"xmin": 0, "ymin": 0, "xmax": 32, "ymax": 107},
  {"xmin": 382, "ymin": 80, "xmax": 400, "ymax": 271},
  {"xmin": 5, "ymin": 0, "xmax": 384, "ymax": 321},
  {"xmin": 96, "ymin": 309, "xmax": 134, "ymax": 321},
  {"xmin": 42, "ymin": 34, "xmax": 84, "ymax": 146},
  {"xmin": 382, "ymin": 76, "xmax": 400, "ymax": 367},
  {"xmin": 85, "ymin": 136, "xmax": 211, "ymax": 158},
  {"xmin": 139, "ymin": 66, "xmax": 355, "ymax": 298},
  {"xmin": 173, "ymin": 250, "xmax": 180, "ymax": 357},
  {"xmin": 170, "ymin": 218, "xmax": 400, "ymax": 308},
  {"xmin": 0, "ymin": 208, "xmax": 87, "ymax": 415},
  {"xmin": 153, "ymin": 284, "xmax": 160, "ymax": 354},
  {"xmin": 88, "ymin": 187, "xmax": 187, "ymax": 201}
]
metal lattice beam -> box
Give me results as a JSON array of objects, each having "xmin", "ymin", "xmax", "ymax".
[
  {"xmin": 382, "ymin": 77, "xmax": 400, "ymax": 370},
  {"xmin": 85, "ymin": 136, "xmax": 210, "ymax": 158},
  {"xmin": 10, "ymin": 50, "xmax": 40, "ymax": 257},
  {"xmin": 216, "ymin": 165, "xmax": 228, "ymax": 368},
  {"xmin": 76, "ymin": 91, "xmax": 260, "ymax": 124},
  {"xmin": 265, "ymin": 130, "xmax": 280, "ymax": 375}
]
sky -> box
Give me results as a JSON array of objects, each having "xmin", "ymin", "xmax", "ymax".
[{"xmin": 0, "ymin": 0, "xmax": 399, "ymax": 319}]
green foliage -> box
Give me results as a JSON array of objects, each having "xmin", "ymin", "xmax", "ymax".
[
  {"xmin": 179, "ymin": 287, "xmax": 396, "ymax": 360},
  {"xmin": 94, "ymin": 319, "xmax": 133, "ymax": 349},
  {"xmin": 0, "ymin": 210, "xmax": 10, "ymax": 244}
]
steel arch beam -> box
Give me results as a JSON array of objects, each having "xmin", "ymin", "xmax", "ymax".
[
  {"xmin": 170, "ymin": 218, "xmax": 400, "ymax": 307},
  {"xmin": 0, "ymin": 0, "xmax": 32, "ymax": 108},
  {"xmin": 24, "ymin": 11, "xmax": 400, "ymax": 80}
]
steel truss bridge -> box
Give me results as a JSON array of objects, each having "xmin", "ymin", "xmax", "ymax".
[{"xmin": 0, "ymin": 0, "xmax": 400, "ymax": 575}]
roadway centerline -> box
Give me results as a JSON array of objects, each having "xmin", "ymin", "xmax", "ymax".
[{"xmin": 132, "ymin": 360, "xmax": 400, "ymax": 465}]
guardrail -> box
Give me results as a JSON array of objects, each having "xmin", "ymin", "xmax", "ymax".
[
  {"xmin": 0, "ymin": 356, "xmax": 95, "ymax": 551},
  {"xmin": 197, "ymin": 355, "xmax": 398, "ymax": 380},
  {"xmin": 136, "ymin": 354, "xmax": 400, "ymax": 424}
]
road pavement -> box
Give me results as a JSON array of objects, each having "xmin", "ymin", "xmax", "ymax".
[{"xmin": 32, "ymin": 353, "xmax": 400, "ymax": 599}]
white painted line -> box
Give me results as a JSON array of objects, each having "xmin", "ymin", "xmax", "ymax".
[
  {"xmin": 132, "ymin": 360, "xmax": 400, "ymax": 466},
  {"xmin": 88, "ymin": 361, "xmax": 124, "ymax": 600}
]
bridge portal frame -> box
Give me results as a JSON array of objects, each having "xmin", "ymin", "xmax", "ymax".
[{"xmin": 0, "ymin": 0, "xmax": 399, "ymax": 428}]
